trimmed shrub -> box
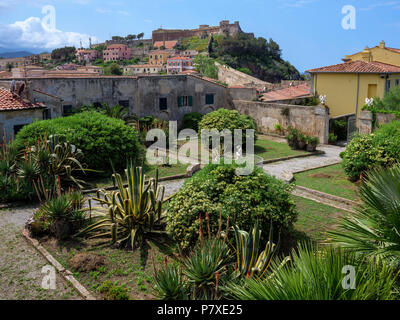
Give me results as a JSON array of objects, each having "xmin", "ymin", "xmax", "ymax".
[
  {"xmin": 13, "ymin": 111, "xmax": 142, "ymax": 173},
  {"xmin": 181, "ymin": 112, "xmax": 204, "ymax": 131},
  {"xmin": 341, "ymin": 121, "xmax": 400, "ymax": 181},
  {"xmin": 198, "ymin": 108, "xmax": 257, "ymax": 147},
  {"xmin": 166, "ymin": 163, "xmax": 297, "ymax": 250}
]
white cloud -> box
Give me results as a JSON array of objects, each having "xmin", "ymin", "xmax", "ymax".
[
  {"xmin": 0, "ymin": 16, "xmax": 98, "ymax": 50},
  {"xmin": 96, "ymin": 7, "xmax": 131, "ymax": 16},
  {"xmin": 360, "ymin": 1, "xmax": 400, "ymax": 11},
  {"xmin": 279, "ymin": 0, "xmax": 318, "ymax": 8}
]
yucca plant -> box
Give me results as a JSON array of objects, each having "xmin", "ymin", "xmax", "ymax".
[
  {"xmin": 329, "ymin": 165, "xmax": 400, "ymax": 264},
  {"xmin": 152, "ymin": 260, "xmax": 187, "ymax": 300},
  {"xmin": 228, "ymin": 244, "xmax": 398, "ymax": 300},
  {"xmin": 78, "ymin": 164, "xmax": 165, "ymax": 249},
  {"xmin": 233, "ymin": 221, "xmax": 282, "ymax": 279}
]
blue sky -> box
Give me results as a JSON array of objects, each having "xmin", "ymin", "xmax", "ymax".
[{"xmin": 0, "ymin": 0, "xmax": 399, "ymax": 72}]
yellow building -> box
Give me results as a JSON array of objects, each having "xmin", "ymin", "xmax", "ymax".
[
  {"xmin": 148, "ymin": 50, "xmax": 172, "ymax": 66},
  {"xmin": 307, "ymin": 41, "xmax": 400, "ymax": 119}
]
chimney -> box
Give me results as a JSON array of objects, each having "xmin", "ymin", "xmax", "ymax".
[
  {"xmin": 379, "ymin": 40, "xmax": 386, "ymax": 49},
  {"xmin": 361, "ymin": 46, "xmax": 372, "ymax": 62}
]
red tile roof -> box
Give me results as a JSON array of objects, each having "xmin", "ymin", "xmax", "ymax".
[
  {"xmin": 168, "ymin": 56, "xmax": 192, "ymax": 61},
  {"xmin": 307, "ymin": 60, "xmax": 400, "ymax": 73},
  {"xmin": 261, "ymin": 83, "xmax": 311, "ymax": 102},
  {"xmin": 0, "ymin": 87, "xmax": 45, "ymax": 111},
  {"xmin": 386, "ymin": 47, "xmax": 400, "ymax": 54},
  {"xmin": 153, "ymin": 40, "xmax": 177, "ymax": 50}
]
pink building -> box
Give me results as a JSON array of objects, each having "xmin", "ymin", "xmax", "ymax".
[
  {"xmin": 76, "ymin": 49, "xmax": 99, "ymax": 63},
  {"xmin": 167, "ymin": 56, "xmax": 194, "ymax": 74},
  {"xmin": 103, "ymin": 44, "xmax": 132, "ymax": 62}
]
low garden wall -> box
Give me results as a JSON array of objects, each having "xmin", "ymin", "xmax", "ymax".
[
  {"xmin": 359, "ymin": 110, "xmax": 398, "ymax": 135},
  {"xmin": 232, "ymin": 100, "xmax": 329, "ymax": 144}
]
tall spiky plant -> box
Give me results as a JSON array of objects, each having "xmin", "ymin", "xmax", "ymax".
[
  {"xmin": 329, "ymin": 165, "xmax": 400, "ymax": 264},
  {"xmin": 77, "ymin": 164, "xmax": 165, "ymax": 249}
]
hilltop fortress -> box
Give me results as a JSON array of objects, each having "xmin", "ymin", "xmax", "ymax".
[{"xmin": 152, "ymin": 20, "xmax": 244, "ymax": 43}]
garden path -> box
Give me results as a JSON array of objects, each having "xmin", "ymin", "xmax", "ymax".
[
  {"xmin": 262, "ymin": 144, "xmax": 345, "ymax": 181},
  {"xmin": 0, "ymin": 204, "xmax": 81, "ymax": 300}
]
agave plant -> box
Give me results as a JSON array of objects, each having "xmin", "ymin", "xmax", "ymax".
[
  {"xmin": 228, "ymin": 244, "xmax": 398, "ymax": 300},
  {"xmin": 329, "ymin": 165, "xmax": 400, "ymax": 264},
  {"xmin": 152, "ymin": 261, "xmax": 187, "ymax": 300},
  {"xmin": 233, "ymin": 221, "xmax": 282, "ymax": 279},
  {"xmin": 28, "ymin": 135, "xmax": 87, "ymax": 188},
  {"xmin": 78, "ymin": 165, "xmax": 165, "ymax": 249}
]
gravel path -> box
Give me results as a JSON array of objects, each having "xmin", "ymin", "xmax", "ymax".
[
  {"xmin": 0, "ymin": 205, "xmax": 81, "ymax": 300},
  {"xmin": 263, "ymin": 144, "xmax": 345, "ymax": 180}
]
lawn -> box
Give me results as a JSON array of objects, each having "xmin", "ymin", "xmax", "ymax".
[
  {"xmin": 293, "ymin": 196, "xmax": 349, "ymax": 242},
  {"xmin": 176, "ymin": 136, "xmax": 309, "ymax": 161},
  {"xmin": 255, "ymin": 136, "xmax": 309, "ymax": 160},
  {"xmin": 86, "ymin": 163, "xmax": 189, "ymax": 190},
  {"xmin": 294, "ymin": 164, "xmax": 360, "ymax": 201}
]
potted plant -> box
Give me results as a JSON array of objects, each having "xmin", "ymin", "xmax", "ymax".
[
  {"xmin": 286, "ymin": 127, "xmax": 300, "ymax": 150},
  {"xmin": 306, "ymin": 136, "xmax": 319, "ymax": 152},
  {"xmin": 297, "ymin": 133, "xmax": 307, "ymax": 150}
]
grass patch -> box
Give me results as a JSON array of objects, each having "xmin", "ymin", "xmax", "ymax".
[
  {"xmin": 255, "ymin": 136, "xmax": 309, "ymax": 160},
  {"xmin": 294, "ymin": 164, "xmax": 359, "ymax": 201},
  {"xmin": 293, "ymin": 196, "xmax": 349, "ymax": 242},
  {"xmin": 40, "ymin": 237, "xmax": 174, "ymax": 300}
]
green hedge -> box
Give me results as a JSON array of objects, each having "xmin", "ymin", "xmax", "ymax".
[
  {"xmin": 198, "ymin": 108, "xmax": 257, "ymax": 147},
  {"xmin": 341, "ymin": 120, "xmax": 400, "ymax": 181},
  {"xmin": 180, "ymin": 112, "xmax": 204, "ymax": 131},
  {"xmin": 166, "ymin": 163, "xmax": 297, "ymax": 250},
  {"xmin": 14, "ymin": 111, "xmax": 142, "ymax": 173}
]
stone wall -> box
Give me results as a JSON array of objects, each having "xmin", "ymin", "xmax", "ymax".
[
  {"xmin": 359, "ymin": 110, "xmax": 398, "ymax": 134},
  {"xmin": 216, "ymin": 62, "xmax": 270, "ymax": 90},
  {"xmin": 0, "ymin": 109, "xmax": 45, "ymax": 141},
  {"xmin": 228, "ymin": 87, "xmax": 258, "ymax": 101},
  {"xmin": 233, "ymin": 100, "xmax": 329, "ymax": 144},
  {"xmin": 0, "ymin": 75, "xmax": 232, "ymax": 122}
]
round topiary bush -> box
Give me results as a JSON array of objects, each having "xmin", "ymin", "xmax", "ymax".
[
  {"xmin": 342, "ymin": 120, "xmax": 400, "ymax": 181},
  {"xmin": 13, "ymin": 111, "xmax": 142, "ymax": 173},
  {"xmin": 181, "ymin": 112, "xmax": 204, "ymax": 132},
  {"xmin": 198, "ymin": 108, "xmax": 257, "ymax": 147},
  {"xmin": 166, "ymin": 163, "xmax": 297, "ymax": 250}
]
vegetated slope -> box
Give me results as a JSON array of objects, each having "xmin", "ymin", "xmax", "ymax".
[{"xmin": 209, "ymin": 33, "xmax": 301, "ymax": 83}]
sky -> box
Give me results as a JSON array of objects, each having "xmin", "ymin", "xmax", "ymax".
[{"xmin": 0, "ymin": 0, "xmax": 399, "ymax": 72}]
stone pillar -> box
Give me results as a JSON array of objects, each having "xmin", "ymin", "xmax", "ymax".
[
  {"xmin": 359, "ymin": 111, "xmax": 372, "ymax": 135},
  {"xmin": 314, "ymin": 105, "xmax": 329, "ymax": 144}
]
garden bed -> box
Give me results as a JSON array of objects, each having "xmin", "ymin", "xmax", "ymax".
[
  {"xmin": 293, "ymin": 164, "xmax": 360, "ymax": 201},
  {"xmin": 39, "ymin": 236, "xmax": 171, "ymax": 300}
]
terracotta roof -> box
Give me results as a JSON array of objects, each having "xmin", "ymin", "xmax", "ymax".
[
  {"xmin": 229, "ymin": 85, "xmax": 247, "ymax": 88},
  {"xmin": 0, "ymin": 87, "xmax": 45, "ymax": 111},
  {"xmin": 153, "ymin": 40, "xmax": 177, "ymax": 50},
  {"xmin": 168, "ymin": 56, "xmax": 192, "ymax": 61},
  {"xmin": 307, "ymin": 60, "xmax": 400, "ymax": 73},
  {"xmin": 386, "ymin": 47, "xmax": 400, "ymax": 54},
  {"xmin": 126, "ymin": 64, "xmax": 161, "ymax": 68},
  {"xmin": 261, "ymin": 83, "xmax": 311, "ymax": 102}
]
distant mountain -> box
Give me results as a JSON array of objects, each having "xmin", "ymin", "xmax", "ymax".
[{"xmin": 0, "ymin": 51, "xmax": 35, "ymax": 58}]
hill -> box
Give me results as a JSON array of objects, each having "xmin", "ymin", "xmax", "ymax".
[
  {"xmin": 0, "ymin": 51, "xmax": 34, "ymax": 58},
  {"xmin": 209, "ymin": 33, "xmax": 302, "ymax": 83}
]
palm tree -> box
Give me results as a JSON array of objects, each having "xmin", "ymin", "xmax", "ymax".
[{"xmin": 330, "ymin": 165, "xmax": 400, "ymax": 263}]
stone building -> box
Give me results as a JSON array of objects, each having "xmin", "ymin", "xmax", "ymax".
[{"xmin": 152, "ymin": 20, "xmax": 242, "ymax": 43}]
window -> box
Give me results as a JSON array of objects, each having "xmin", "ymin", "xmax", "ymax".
[
  {"xmin": 205, "ymin": 94, "xmax": 214, "ymax": 105},
  {"xmin": 14, "ymin": 124, "xmax": 27, "ymax": 136},
  {"xmin": 396, "ymin": 79, "xmax": 400, "ymax": 87},
  {"xmin": 43, "ymin": 108, "xmax": 51, "ymax": 120},
  {"xmin": 178, "ymin": 96, "xmax": 193, "ymax": 107},
  {"xmin": 63, "ymin": 105, "xmax": 73, "ymax": 116},
  {"xmin": 386, "ymin": 79, "xmax": 391, "ymax": 94},
  {"xmin": 118, "ymin": 100, "xmax": 129, "ymax": 108},
  {"xmin": 159, "ymin": 97, "xmax": 168, "ymax": 110}
]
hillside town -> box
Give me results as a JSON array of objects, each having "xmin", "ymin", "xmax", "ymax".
[{"xmin": 1, "ymin": 3, "xmax": 400, "ymax": 307}]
